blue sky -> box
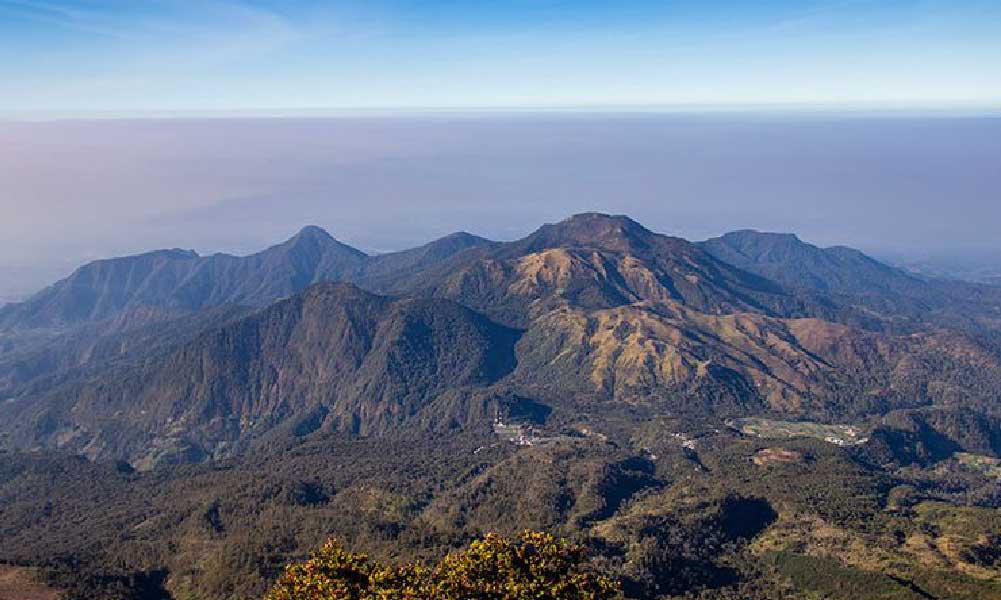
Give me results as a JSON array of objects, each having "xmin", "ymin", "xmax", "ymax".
[{"xmin": 1, "ymin": 0, "xmax": 1000, "ymax": 111}]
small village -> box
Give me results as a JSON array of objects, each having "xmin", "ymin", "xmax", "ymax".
[{"xmin": 492, "ymin": 418, "xmax": 578, "ymax": 446}]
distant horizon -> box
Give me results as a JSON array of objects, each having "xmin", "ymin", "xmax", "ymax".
[{"xmin": 4, "ymin": 102, "xmax": 1001, "ymax": 122}]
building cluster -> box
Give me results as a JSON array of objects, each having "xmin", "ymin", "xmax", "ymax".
[{"xmin": 492, "ymin": 418, "xmax": 577, "ymax": 447}]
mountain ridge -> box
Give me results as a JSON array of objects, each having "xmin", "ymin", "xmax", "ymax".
[
  {"xmin": 8, "ymin": 215, "xmax": 983, "ymax": 334},
  {"xmin": 0, "ymin": 226, "xmax": 493, "ymax": 332}
]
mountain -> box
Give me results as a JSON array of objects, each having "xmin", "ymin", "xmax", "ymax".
[
  {"xmin": 0, "ymin": 229, "xmax": 495, "ymax": 400},
  {"xmin": 0, "ymin": 227, "xmax": 363, "ymax": 330},
  {"xmin": 0, "ymin": 283, "xmax": 518, "ymax": 467},
  {"xmin": 699, "ymin": 230, "xmax": 929, "ymax": 297},
  {"xmin": 0, "ymin": 227, "xmax": 492, "ymax": 332},
  {"xmin": 700, "ymin": 229, "xmax": 1001, "ymax": 331},
  {"xmin": 12, "ymin": 216, "xmax": 991, "ymax": 339},
  {"xmin": 391, "ymin": 213, "xmax": 804, "ymax": 328}
]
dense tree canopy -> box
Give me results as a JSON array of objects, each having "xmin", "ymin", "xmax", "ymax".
[{"xmin": 265, "ymin": 531, "xmax": 620, "ymax": 600}]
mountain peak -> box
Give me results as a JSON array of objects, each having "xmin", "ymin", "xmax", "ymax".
[
  {"xmin": 278, "ymin": 225, "xmax": 367, "ymax": 260},
  {"xmin": 291, "ymin": 225, "xmax": 335, "ymax": 242},
  {"xmin": 441, "ymin": 231, "xmax": 487, "ymax": 243},
  {"xmin": 521, "ymin": 212, "xmax": 654, "ymax": 253},
  {"xmin": 559, "ymin": 212, "xmax": 652, "ymax": 238},
  {"xmin": 560, "ymin": 212, "xmax": 645, "ymax": 229}
]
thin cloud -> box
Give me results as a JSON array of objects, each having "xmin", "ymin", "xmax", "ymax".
[
  {"xmin": 0, "ymin": 0, "xmax": 133, "ymax": 39},
  {"xmin": 0, "ymin": 0, "xmax": 300, "ymax": 46}
]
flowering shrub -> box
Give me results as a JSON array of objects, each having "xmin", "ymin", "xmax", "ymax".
[{"xmin": 266, "ymin": 531, "xmax": 620, "ymax": 600}]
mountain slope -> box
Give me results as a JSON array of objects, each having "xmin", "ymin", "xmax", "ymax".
[
  {"xmin": 0, "ymin": 283, "xmax": 519, "ymax": 466},
  {"xmin": 0, "ymin": 304, "xmax": 254, "ymax": 401},
  {"xmin": 699, "ymin": 230, "xmax": 1001, "ymax": 331},
  {"xmin": 699, "ymin": 230, "xmax": 928, "ymax": 297},
  {"xmin": 512, "ymin": 301, "xmax": 1001, "ymax": 417}
]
